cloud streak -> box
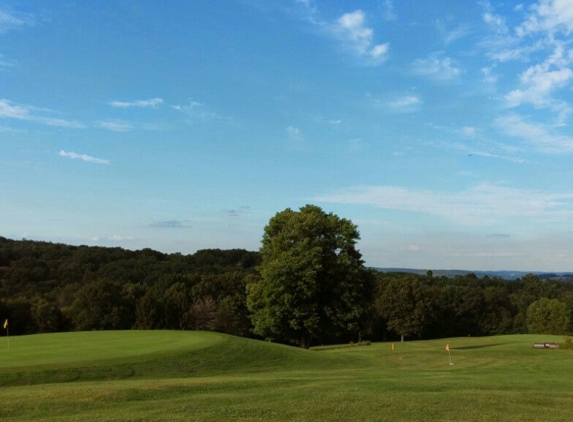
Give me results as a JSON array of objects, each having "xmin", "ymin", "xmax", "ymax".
[
  {"xmin": 386, "ymin": 95, "xmax": 422, "ymax": 112},
  {"xmin": 0, "ymin": 99, "xmax": 84, "ymax": 128},
  {"xmin": 97, "ymin": 120, "xmax": 132, "ymax": 132},
  {"xmin": 150, "ymin": 220, "xmax": 192, "ymax": 228},
  {"xmin": 109, "ymin": 98, "xmax": 163, "ymax": 108},
  {"xmin": 496, "ymin": 114, "xmax": 573, "ymax": 153},
  {"xmin": 0, "ymin": 9, "xmax": 35, "ymax": 34},
  {"xmin": 59, "ymin": 150, "xmax": 110, "ymax": 165},
  {"xmin": 316, "ymin": 183, "xmax": 573, "ymax": 225}
]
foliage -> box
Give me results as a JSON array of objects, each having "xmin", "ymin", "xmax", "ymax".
[
  {"xmin": 248, "ymin": 205, "xmax": 374, "ymax": 347},
  {"xmin": 2, "ymin": 234, "xmax": 573, "ymax": 345},
  {"xmin": 376, "ymin": 273, "xmax": 433, "ymax": 341},
  {"xmin": 526, "ymin": 297, "xmax": 570, "ymax": 335}
]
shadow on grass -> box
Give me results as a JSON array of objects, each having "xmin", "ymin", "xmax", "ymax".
[{"xmin": 454, "ymin": 343, "xmax": 506, "ymax": 350}]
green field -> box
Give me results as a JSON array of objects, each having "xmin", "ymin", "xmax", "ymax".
[{"xmin": 0, "ymin": 331, "xmax": 571, "ymax": 421}]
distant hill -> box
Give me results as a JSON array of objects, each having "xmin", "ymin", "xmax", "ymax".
[{"xmin": 373, "ymin": 268, "xmax": 573, "ymax": 281}]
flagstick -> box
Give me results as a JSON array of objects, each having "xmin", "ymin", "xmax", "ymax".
[
  {"xmin": 448, "ymin": 348, "xmax": 453, "ymax": 365},
  {"xmin": 6, "ymin": 327, "xmax": 9, "ymax": 350}
]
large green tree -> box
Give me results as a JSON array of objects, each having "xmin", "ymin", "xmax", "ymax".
[{"xmin": 247, "ymin": 205, "xmax": 374, "ymax": 348}]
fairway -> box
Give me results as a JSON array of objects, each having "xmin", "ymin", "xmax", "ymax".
[{"xmin": 0, "ymin": 332, "xmax": 571, "ymax": 421}]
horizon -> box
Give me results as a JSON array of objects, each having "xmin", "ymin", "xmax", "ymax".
[
  {"xmin": 4, "ymin": 234, "xmax": 572, "ymax": 276},
  {"xmin": 2, "ymin": 1, "xmax": 573, "ymax": 272}
]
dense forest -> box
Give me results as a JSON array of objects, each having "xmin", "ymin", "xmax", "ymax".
[{"xmin": 1, "ymin": 236, "xmax": 572, "ymax": 345}]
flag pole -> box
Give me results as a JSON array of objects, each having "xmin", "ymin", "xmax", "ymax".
[
  {"xmin": 3, "ymin": 319, "xmax": 8, "ymax": 350},
  {"xmin": 446, "ymin": 343, "xmax": 453, "ymax": 365}
]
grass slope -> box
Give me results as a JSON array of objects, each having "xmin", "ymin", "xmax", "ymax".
[
  {"xmin": 0, "ymin": 331, "xmax": 340, "ymax": 386},
  {"xmin": 0, "ymin": 332, "xmax": 571, "ymax": 421}
]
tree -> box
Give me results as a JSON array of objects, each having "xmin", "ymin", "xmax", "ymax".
[
  {"xmin": 376, "ymin": 274, "xmax": 433, "ymax": 342},
  {"xmin": 30, "ymin": 296, "xmax": 63, "ymax": 333},
  {"xmin": 526, "ymin": 298, "xmax": 570, "ymax": 335},
  {"xmin": 247, "ymin": 205, "xmax": 374, "ymax": 348},
  {"xmin": 68, "ymin": 279, "xmax": 132, "ymax": 330}
]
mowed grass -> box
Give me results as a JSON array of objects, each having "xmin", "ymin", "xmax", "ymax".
[{"xmin": 0, "ymin": 332, "xmax": 571, "ymax": 421}]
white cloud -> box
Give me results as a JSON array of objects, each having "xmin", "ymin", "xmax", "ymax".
[
  {"xmin": 59, "ymin": 150, "xmax": 110, "ymax": 165},
  {"xmin": 496, "ymin": 114, "xmax": 573, "ymax": 153},
  {"xmin": 109, "ymin": 98, "xmax": 163, "ymax": 108},
  {"xmin": 97, "ymin": 120, "xmax": 132, "ymax": 132},
  {"xmin": 315, "ymin": 183, "xmax": 573, "ymax": 225},
  {"xmin": 505, "ymin": 46, "xmax": 573, "ymax": 109},
  {"xmin": 0, "ymin": 99, "xmax": 84, "ymax": 128},
  {"xmin": 483, "ymin": 11, "xmax": 508, "ymax": 35},
  {"xmin": 0, "ymin": 98, "xmax": 29, "ymax": 119},
  {"xmin": 386, "ymin": 95, "xmax": 422, "ymax": 111},
  {"xmin": 334, "ymin": 10, "xmax": 389, "ymax": 62},
  {"xmin": 516, "ymin": 0, "xmax": 573, "ymax": 36},
  {"xmin": 480, "ymin": 2, "xmax": 545, "ymax": 63},
  {"xmin": 481, "ymin": 66, "xmax": 498, "ymax": 83},
  {"xmin": 412, "ymin": 54, "xmax": 461, "ymax": 82}
]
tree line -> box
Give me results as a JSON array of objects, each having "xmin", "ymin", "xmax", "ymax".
[{"xmin": 1, "ymin": 206, "xmax": 572, "ymax": 346}]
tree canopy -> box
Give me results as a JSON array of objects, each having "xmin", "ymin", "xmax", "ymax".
[
  {"xmin": 527, "ymin": 298, "xmax": 570, "ymax": 335},
  {"xmin": 247, "ymin": 205, "xmax": 375, "ymax": 347}
]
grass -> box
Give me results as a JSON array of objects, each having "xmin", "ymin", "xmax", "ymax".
[{"xmin": 0, "ymin": 332, "xmax": 571, "ymax": 421}]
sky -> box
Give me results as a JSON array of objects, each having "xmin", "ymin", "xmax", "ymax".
[{"xmin": 1, "ymin": 0, "xmax": 573, "ymax": 272}]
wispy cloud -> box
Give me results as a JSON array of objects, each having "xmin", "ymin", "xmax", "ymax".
[
  {"xmin": 386, "ymin": 95, "xmax": 423, "ymax": 112},
  {"xmin": 0, "ymin": 99, "xmax": 84, "ymax": 128},
  {"xmin": 379, "ymin": 0, "xmax": 397, "ymax": 21},
  {"xmin": 412, "ymin": 54, "xmax": 461, "ymax": 82},
  {"xmin": 286, "ymin": 125, "xmax": 306, "ymax": 149},
  {"xmin": 91, "ymin": 235, "xmax": 134, "ymax": 242},
  {"xmin": 0, "ymin": 9, "xmax": 35, "ymax": 34},
  {"xmin": 428, "ymin": 123, "xmax": 525, "ymax": 163},
  {"xmin": 109, "ymin": 98, "xmax": 163, "ymax": 108},
  {"xmin": 172, "ymin": 100, "xmax": 220, "ymax": 121},
  {"xmin": 59, "ymin": 150, "xmax": 110, "ymax": 165},
  {"xmin": 0, "ymin": 99, "xmax": 28, "ymax": 119},
  {"xmin": 150, "ymin": 220, "xmax": 192, "ymax": 228},
  {"xmin": 436, "ymin": 19, "xmax": 472, "ymax": 44},
  {"xmin": 334, "ymin": 10, "xmax": 389, "ymax": 62},
  {"xmin": 496, "ymin": 114, "xmax": 573, "ymax": 153},
  {"xmin": 97, "ymin": 120, "xmax": 132, "ymax": 132},
  {"xmin": 316, "ymin": 183, "xmax": 573, "ymax": 225},
  {"xmin": 0, "ymin": 53, "xmax": 14, "ymax": 68}
]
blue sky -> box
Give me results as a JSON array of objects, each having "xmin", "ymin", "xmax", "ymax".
[{"xmin": 1, "ymin": 0, "xmax": 573, "ymax": 271}]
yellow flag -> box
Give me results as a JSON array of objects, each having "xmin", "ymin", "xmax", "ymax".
[
  {"xmin": 445, "ymin": 343, "xmax": 450, "ymax": 351},
  {"xmin": 3, "ymin": 319, "xmax": 7, "ymax": 329}
]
